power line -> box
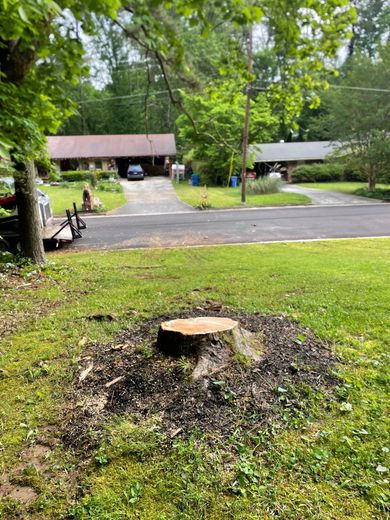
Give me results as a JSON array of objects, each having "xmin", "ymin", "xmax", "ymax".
[
  {"xmin": 78, "ymin": 88, "xmax": 180, "ymax": 105},
  {"xmin": 77, "ymin": 83, "xmax": 389, "ymax": 106},
  {"xmin": 328, "ymin": 84, "xmax": 390, "ymax": 93}
]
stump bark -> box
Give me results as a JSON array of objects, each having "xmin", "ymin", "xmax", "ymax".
[{"xmin": 157, "ymin": 317, "xmax": 263, "ymax": 379}]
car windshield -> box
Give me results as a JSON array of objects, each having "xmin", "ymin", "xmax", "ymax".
[{"xmin": 128, "ymin": 165, "xmax": 143, "ymax": 173}]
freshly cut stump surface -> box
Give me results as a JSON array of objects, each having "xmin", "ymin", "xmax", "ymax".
[
  {"xmin": 157, "ymin": 316, "xmax": 262, "ymax": 379},
  {"xmin": 161, "ymin": 317, "xmax": 238, "ymax": 336}
]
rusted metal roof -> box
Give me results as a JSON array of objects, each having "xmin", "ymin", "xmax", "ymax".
[{"xmin": 47, "ymin": 134, "xmax": 176, "ymax": 159}]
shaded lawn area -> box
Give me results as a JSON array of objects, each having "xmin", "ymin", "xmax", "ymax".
[
  {"xmin": 299, "ymin": 181, "xmax": 390, "ymax": 195},
  {"xmin": 0, "ymin": 239, "xmax": 389, "ymax": 519},
  {"xmin": 174, "ymin": 182, "xmax": 310, "ymax": 208},
  {"xmin": 41, "ymin": 183, "xmax": 126, "ymax": 216}
]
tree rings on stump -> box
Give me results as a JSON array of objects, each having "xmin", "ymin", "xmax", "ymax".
[{"xmin": 157, "ymin": 317, "xmax": 263, "ymax": 380}]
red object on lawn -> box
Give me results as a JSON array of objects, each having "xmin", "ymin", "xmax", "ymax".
[{"xmin": 0, "ymin": 193, "xmax": 16, "ymax": 209}]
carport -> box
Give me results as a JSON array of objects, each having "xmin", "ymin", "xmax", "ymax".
[
  {"xmin": 249, "ymin": 141, "xmax": 339, "ymax": 181},
  {"xmin": 47, "ymin": 133, "xmax": 176, "ymax": 177}
]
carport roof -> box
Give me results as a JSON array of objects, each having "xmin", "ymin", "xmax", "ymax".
[
  {"xmin": 47, "ymin": 133, "xmax": 176, "ymax": 159},
  {"xmin": 249, "ymin": 141, "xmax": 340, "ymax": 163}
]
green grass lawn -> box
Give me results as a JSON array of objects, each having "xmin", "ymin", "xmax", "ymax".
[
  {"xmin": 174, "ymin": 182, "xmax": 310, "ymax": 208},
  {"xmin": 299, "ymin": 181, "xmax": 390, "ymax": 194},
  {"xmin": 41, "ymin": 183, "xmax": 127, "ymax": 216},
  {"xmin": 0, "ymin": 239, "xmax": 389, "ymax": 518}
]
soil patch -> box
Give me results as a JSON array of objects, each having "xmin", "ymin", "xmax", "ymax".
[
  {"xmin": 0, "ymin": 444, "xmax": 51, "ymax": 506},
  {"xmin": 62, "ymin": 310, "xmax": 338, "ymax": 450},
  {"xmin": 0, "ymin": 267, "xmax": 59, "ymax": 340}
]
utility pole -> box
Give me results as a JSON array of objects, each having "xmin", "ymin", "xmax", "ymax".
[{"xmin": 241, "ymin": 26, "xmax": 253, "ymax": 205}]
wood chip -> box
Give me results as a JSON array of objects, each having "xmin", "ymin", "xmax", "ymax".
[
  {"xmin": 170, "ymin": 428, "xmax": 183, "ymax": 438},
  {"xmin": 79, "ymin": 363, "xmax": 94, "ymax": 383},
  {"xmin": 111, "ymin": 344, "xmax": 125, "ymax": 351},
  {"xmin": 105, "ymin": 376, "xmax": 124, "ymax": 388}
]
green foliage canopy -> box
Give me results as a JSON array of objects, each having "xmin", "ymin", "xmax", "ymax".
[
  {"xmin": 303, "ymin": 44, "xmax": 390, "ymax": 188},
  {"xmin": 176, "ymin": 81, "xmax": 279, "ymax": 180},
  {"xmin": 0, "ymin": 0, "xmax": 120, "ymax": 165}
]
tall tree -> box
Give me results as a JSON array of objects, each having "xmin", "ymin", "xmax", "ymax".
[
  {"xmin": 348, "ymin": 0, "xmax": 390, "ymax": 58},
  {"xmin": 301, "ymin": 44, "xmax": 390, "ymax": 188},
  {"xmin": 0, "ymin": 0, "xmax": 120, "ymax": 262},
  {"xmin": 176, "ymin": 81, "xmax": 279, "ymax": 180}
]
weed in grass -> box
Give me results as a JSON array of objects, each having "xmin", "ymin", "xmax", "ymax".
[
  {"xmin": 197, "ymin": 185, "xmax": 211, "ymax": 210},
  {"xmin": 122, "ymin": 481, "xmax": 143, "ymax": 507},
  {"xmin": 246, "ymin": 175, "xmax": 283, "ymax": 195},
  {"xmin": 95, "ymin": 453, "xmax": 109, "ymax": 466},
  {"xmin": 177, "ymin": 356, "xmax": 192, "ymax": 374},
  {"xmin": 24, "ymin": 362, "xmax": 50, "ymax": 382},
  {"xmin": 136, "ymin": 344, "xmax": 155, "ymax": 359}
]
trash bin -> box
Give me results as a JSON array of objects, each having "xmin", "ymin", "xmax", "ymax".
[
  {"xmin": 230, "ymin": 175, "xmax": 238, "ymax": 187},
  {"xmin": 191, "ymin": 173, "xmax": 200, "ymax": 186}
]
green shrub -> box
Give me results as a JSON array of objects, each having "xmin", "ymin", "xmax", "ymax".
[
  {"xmin": 343, "ymin": 167, "xmax": 366, "ymax": 182},
  {"xmin": 246, "ymin": 175, "xmax": 283, "ymax": 195},
  {"xmin": 60, "ymin": 170, "xmax": 117, "ymax": 185},
  {"xmin": 96, "ymin": 170, "xmax": 118, "ymax": 181},
  {"xmin": 96, "ymin": 181, "xmax": 122, "ymax": 193},
  {"xmin": 355, "ymin": 187, "xmax": 390, "ymax": 201},
  {"xmin": 60, "ymin": 171, "xmax": 97, "ymax": 187},
  {"xmin": 291, "ymin": 162, "xmax": 371, "ymax": 183},
  {"xmin": 48, "ymin": 168, "xmax": 61, "ymax": 182},
  {"xmin": 292, "ymin": 163, "xmax": 344, "ymax": 183}
]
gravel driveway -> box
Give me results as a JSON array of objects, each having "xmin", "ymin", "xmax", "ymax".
[{"xmin": 111, "ymin": 176, "xmax": 193, "ymax": 215}]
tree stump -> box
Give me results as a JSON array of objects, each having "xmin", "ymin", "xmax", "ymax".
[{"xmin": 157, "ymin": 317, "xmax": 263, "ymax": 380}]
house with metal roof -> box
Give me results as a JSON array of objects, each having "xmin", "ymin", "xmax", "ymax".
[
  {"xmin": 249, "ymin": 141, "xmax": 340, "ymax": 181},
  {"xmin": 47, "ymin": 133, "xmax": 176, "ymax": 177}
]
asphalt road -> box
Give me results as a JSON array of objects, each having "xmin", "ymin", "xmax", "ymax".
[{"xmin": 70, "ymin": 203, "xmax": 390, "ymax": 250}]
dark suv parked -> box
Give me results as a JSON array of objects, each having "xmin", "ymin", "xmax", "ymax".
[{"xmin": 127, "ymin": 164, "xmax": 144, "ymax": 180}]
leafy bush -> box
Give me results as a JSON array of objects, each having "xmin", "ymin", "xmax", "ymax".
[
  {"xmin": 59, "ymin": 170, "xmax": 117, "ymax": 185},
  {"xmin": 292, "ymin": 163, "xmax": 344, "ymax": 183},
  {"xmin": 60, "ymin": 171, "xmax": 97, "ymax": 186},
  {"xmin": 96, "ymin": 170, "xmax": 118, "ymax": 181},
  {"xmin": 49, "ymin": 168, "xmax": 61, "ymax": 182},
  {"xmin": 355, "ymin": 188, "xmax": 390, "ymax": 201},
  {"xmin": 342, "ymin": 167, "xmax": 366, "ymax": 182},
  {"xmin": 291, "ymin": 162, "xmax": 372, "ymax": 183},
  {"xmin": 96, "ymin": 181, "xmax": 122, "ymax": 192},
  {"xmin": 246, "ymin": 175, "xmax": 283, "ymax": 195}
]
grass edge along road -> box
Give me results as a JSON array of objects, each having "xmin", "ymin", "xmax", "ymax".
[
  {"xmin": 0, "ymin": 239, "xmax": 389, "ymax": 519},
  {"xmin": 298, "ymin": 181, "xmax": 390, "ymax": 199},
  {"xmin": 173, "ymin": 182, "xmax": 310, "ymax": 208}
]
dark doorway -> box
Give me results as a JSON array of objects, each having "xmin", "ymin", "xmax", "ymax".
[{"xmin": 116, "ymin": 158, "xmax": 130, "ymax": 178}]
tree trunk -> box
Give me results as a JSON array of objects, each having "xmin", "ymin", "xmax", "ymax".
[
  {"xmin": 368, "ymin": 165, "xmax": 376, "ymax": 190},
  {"xmin": 14, "ymin": 160, "xmax": 46, "ymax": 264},
  {"xmin": 157, "ymin": 317, "xmax": 263, "ymax": 380}
]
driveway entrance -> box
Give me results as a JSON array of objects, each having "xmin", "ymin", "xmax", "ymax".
[
  {"xmin": 283, "ymin": 184, "xmax": 382, "ymax": 205},
  {"xmin": 112, "ymin": 176, "xmax": 193, "ymax": 215}
]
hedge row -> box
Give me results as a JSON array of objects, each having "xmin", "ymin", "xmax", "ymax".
[
  {"xmin": 60, "ymin": 170, "xmax": 117, "ymax": 186},
  {"xmin": 291, "ymin": 163, "xmax": 366, "ymax": 183}
]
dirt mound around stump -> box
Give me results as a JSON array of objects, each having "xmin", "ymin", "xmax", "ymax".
[{"xmin": 62, "ymin": 311, "xmax": 338, "ymax": 449}]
